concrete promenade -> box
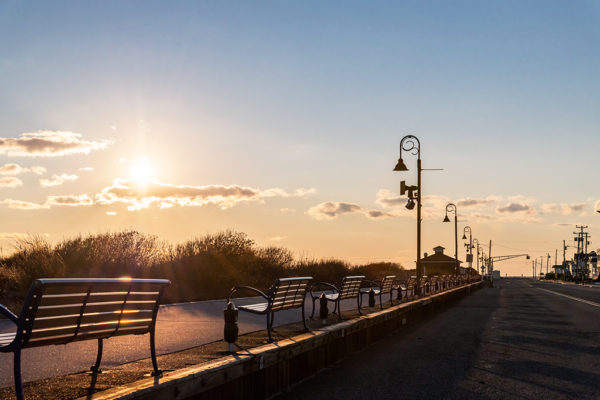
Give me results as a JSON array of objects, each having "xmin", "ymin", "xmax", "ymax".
[
  {"xmin": 276, "ymin": 278, "xmax": 600, "ymax": 400},
  {"xmin": 0, "ymin": 295, "xmax": 360, "ymax": 388}
]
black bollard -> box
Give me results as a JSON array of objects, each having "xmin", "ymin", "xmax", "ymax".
[
  {"xmin": 368, "ymin": 288, "xmax": 375, "ymax": 312},
  {"xmin": 223, "ymin": 301, "xmax": 238, "ymax": 353},
  {"xmin": 319, "ymin": 293, "xmax": 328, "ymax": 325}
]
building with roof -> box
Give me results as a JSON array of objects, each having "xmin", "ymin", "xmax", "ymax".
[{"xmin": 420, "ymin": 245, "xmax": 469, "ymax": 276}]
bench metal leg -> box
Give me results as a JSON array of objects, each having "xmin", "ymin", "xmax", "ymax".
[
  {"xmin": 14, "ymin": 349, "xmax": 24, "ymax": 400},
  {"xmin": 357, "ymin": 293, "xmax": 363, "ymax": 315},
  {"xmin": 90, "ymin": 338, "xmax": 103, "ymax": 373},
  {"xmin": 301, "ymin": 304, "xmax": 308, "ymax": 331},
  {"xmin": 379, "ymin": 293, "xmax": 383, "ymax": 310},
  {"xmin": 150, "ymin": 329, "xmax": 162, "ymax": 376},
  {"xmin": 266, "ymin": 313, "xmax": 273, "ymax": 343},
  {"xmin": 336, "ymin": 299, "xmax": 343, "ymax": 320},
  {"xmin": 310, "ymin": 297, "xmax": 317, "ymax": 319}
]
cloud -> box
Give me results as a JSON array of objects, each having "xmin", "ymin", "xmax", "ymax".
[
  {"xmin": 596, "ymin": 200, "xmax": 600, "ymax": 212},
  {"xmin": 106, "ymin": 211, "xmax": 117, "ymax": 216},
  {"xmin": 456, "ymin": 197, "xmax": 496, "ymax": 208},
  {"xmin": 560, "ymin": 202, "xmax": 588, "ymax": 215},
  {"xmin": 0, "ymin": 131, "xmax": 110, "ymax": 157},
  {"xmin": 496, "ymin": 203, "xmax": 531, "ymax": 213},
  {"xmin": 0, "ymin": 163, "xmax": 46, "ymax": 175},
  {"xmin": 40, "ymin": 173, "xmax": 79, "ymax": 187},
  {"xmin": 375, "ymin": 189, "xmax": 406, "ymax": 208},
  {"xmin": 280, "ymin": 208, "xmax": 296, "ymax": 213},
  {"xmin": 541, "ymin": 203, "xmax": 560, "ymax": 213},
  {"xmin": 79, "ymin": 167, "xmax": 94, "ymax": 171},
  {"xmin": 306, "ymin": 201, "xmax": 393, "ymax": 220},
  {"xmin": 95, "ymin": 179, "xmax": 314, "ymax": 211},
  {"xmin": 0, "ymin": 177, "xmax": 23, "ymax": 188},
  {"xmin": 46, "ymin": 194, "xmax": 93, "ymax": 207},
  {"xmin": 2, "ymin": 194, "xmax": 93, "ymax": 209},
  {"xmin": 1, "ymin": 198, "xmax": 50, "ymax": 210}
]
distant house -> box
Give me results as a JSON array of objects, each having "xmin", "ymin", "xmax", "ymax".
[{"xmin": 420, "ymin": 246, "xmax": 465, "ymax": 276}]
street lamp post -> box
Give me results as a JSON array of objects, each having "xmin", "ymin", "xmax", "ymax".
[
  {"xmin": 462, "ymin": 226, "xmax": 472, "ymax": 278},
  {"xmin": 393, "ymin": 135, "xmax": 422, "ymax": 294},
  {"xmin": 472, "ymin": 238, "xmax": 481, "ymax": 278},
  {"xmin": 443, "ymin": 203, "xmax": 459, "ymax": 275}
]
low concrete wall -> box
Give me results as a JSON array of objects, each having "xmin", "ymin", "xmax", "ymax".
[{"xmin": 82, "ymin": 282, "xmax": 482, "ymax": 400}]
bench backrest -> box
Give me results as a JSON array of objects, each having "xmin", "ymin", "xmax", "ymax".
[
  {"xmin": 339, "ymin": 275, "xmax": 364, "ymax": 300},
  {"xmin": 269, "ymin": 277, "xmax": 312, "ymax": 312},
  {"xmin": 380, "ymin": 275, "xmax": 396, "ymax": 294},
  {"xmin": 18, "ymin": 278, "xmax": 170, "ymax": 349}
]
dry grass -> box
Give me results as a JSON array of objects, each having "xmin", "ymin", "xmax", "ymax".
[{"xmin": 0, "ymin": 230, "xmax": 405, "ymax": 309}]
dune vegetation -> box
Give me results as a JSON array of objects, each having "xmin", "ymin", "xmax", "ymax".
[{"xmin": 0, "ymin": 230, "xmax": 406, "ymax": 311}]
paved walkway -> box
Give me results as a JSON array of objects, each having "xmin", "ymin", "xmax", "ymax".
[
  {"xmin": 0, "ymin": 294, "xmax": 359, "ymax": 388},
  {"xmin": 276, "ymin": 278, "xmax": 600, "ymax": 400}
]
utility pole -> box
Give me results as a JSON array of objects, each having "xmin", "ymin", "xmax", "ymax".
[
  {"xmin": 489, "ymin": 240, "xmax": 492, "ymax": 275},
  {"xmin": 546, "ymin": 253, "xmax": 550, "ymax": 275},
  {"xmin": 574, "ymin": 225, "xmax": 591, "ymax": 282},
  {"xmin": 554, "ymin": 249, "xmax": 557, "ymax": 268}
]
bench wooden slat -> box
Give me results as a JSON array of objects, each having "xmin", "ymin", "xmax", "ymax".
[
  {"xmin": 25, "ymin": 326, "xmax": 151, "ymax": 348},
  {"xmin": 30, "ymin": 309, "xmax": 154, "ymax": 331},
  {"xmin": 239, "ymin": 303, "xmax": 268, "ymax": 313},
  {"xmin": 37, "ymin": 292, "xmax": 159, "ymax": 307},
  {"xmin": 0, "ymin": 333, "xmax": 16, "ymax": 346},
  {"xmin": 33, "ymin": 301, "xmax": 155, "ymax": 318},
  {"xmin": 42, "ymin": 284, "xmax": 163, "ymax": 295},
  {"xmin": 28, "ymin": 318, "xmax": 153, "ymax": 341}
]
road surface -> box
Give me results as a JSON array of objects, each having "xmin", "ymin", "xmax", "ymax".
[{"xmin": 275, "ymin": 279, "xmax": 600, "ymax": 400}]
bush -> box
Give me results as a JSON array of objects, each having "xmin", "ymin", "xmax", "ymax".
[{"xmin": 0, "ymin": 230, "xmax": 405, "ymax": 308}]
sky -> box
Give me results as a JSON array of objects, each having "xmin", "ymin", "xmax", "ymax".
[{"xmin": 0, "ymin": 1, "xmax": 599, "ymax": 276}]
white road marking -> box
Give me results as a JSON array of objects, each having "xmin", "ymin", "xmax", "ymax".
[{"xmin": 537, "ymin": 288, "xmax": 600, "ymax": 309}]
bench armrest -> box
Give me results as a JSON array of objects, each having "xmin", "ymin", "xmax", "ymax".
[
  {"xmin": 0, "ymin": 304, "xmax": 18, "ymax": 324},
  {"xmin": 309, "ymin": 282, "xmax": 339, "ymax": 298},
  {"xmin": 227, "ymin": 286, "xmax": 269, "ymax": 303}
]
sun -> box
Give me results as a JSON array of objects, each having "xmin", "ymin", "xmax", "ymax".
[{"xmin": 129, "ymin": 157, "xmax": 155, "ymax": 185}]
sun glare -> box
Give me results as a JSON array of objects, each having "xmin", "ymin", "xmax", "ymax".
[{"xmin": 129, "ymin": 157, "xmax": 155, "ymax": 185}]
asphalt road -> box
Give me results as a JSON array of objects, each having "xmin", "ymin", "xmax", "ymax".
[
  {"xmin": 275, "ymin": 278, "xmax": 600, "ymax": 400},
  {"xmin": 0, "ymin": 294, "xmax": 358, "ymax": 388}
]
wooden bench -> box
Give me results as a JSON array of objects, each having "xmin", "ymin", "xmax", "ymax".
[
  {"xmin": 309, "ymin": 275, "xmax": 365, "ymax": 320},
  {"xmin": 0, "ymin": 278, "xmax": 170, "ymax": 400},
  {"xmin": 359, "ymin": 275, "xmax": 396, "ymax": 311},
  {"xmin": 227, "ymin": 277, "xmax": 312, "ymax": 343}
]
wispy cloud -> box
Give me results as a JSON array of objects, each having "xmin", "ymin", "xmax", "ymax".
[
  {"xmin": 79, "ymin": 167, "xmax": 94, "ymax": 171},
  {"xmin": 496, "ymin": 203, "xmax": 532, "ymax": 213},
  {"xmin": 0, "ymin": 131, "xmax": 110, "ymax": 157},
  {"xmin": 1, "ymin": 198, "xmax": 49, "ymax": 210},
  {"xmin": 2, "ymin": 194, "xmax": 93, "ymax": 209},
  {"xmin": 95, "ymin": 179, "xmax": 315, "ymax": 211},
  {"xmin": 0, "ymin": 177, "xmax": 23, "ymax": 188},
  {"xmin": 46, "ymin": 194, "xmax": 93, "ymax": 207},
  {"xmin": 456, "ymin": 197, "xmax": 497, "ymax": 208},
  {"xmin": 40, "ymin": 173, "xmax": 79, "ymax": 187},
  {"xmin": 541, "ymin": 203, "xmax": 560, "ymax": 213},
  {"xmin": 0, "ymin": 163, "xmax": 46, "ymax": 175},
  {"xmin": 560, "ymin": 202, "xmax": 588, "ymax": 215},
  {"xmin": 306, "ymin": 201, "xmax": 394, "ymax": 220}
]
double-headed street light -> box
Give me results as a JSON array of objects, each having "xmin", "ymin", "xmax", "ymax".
[
  {"xmin": 394, "ymin": 135, "xmax": 422, "ymax": 292},
  {"xmin": 443, "ymin": 203, "xmax": 459, "ymax": 275}
]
